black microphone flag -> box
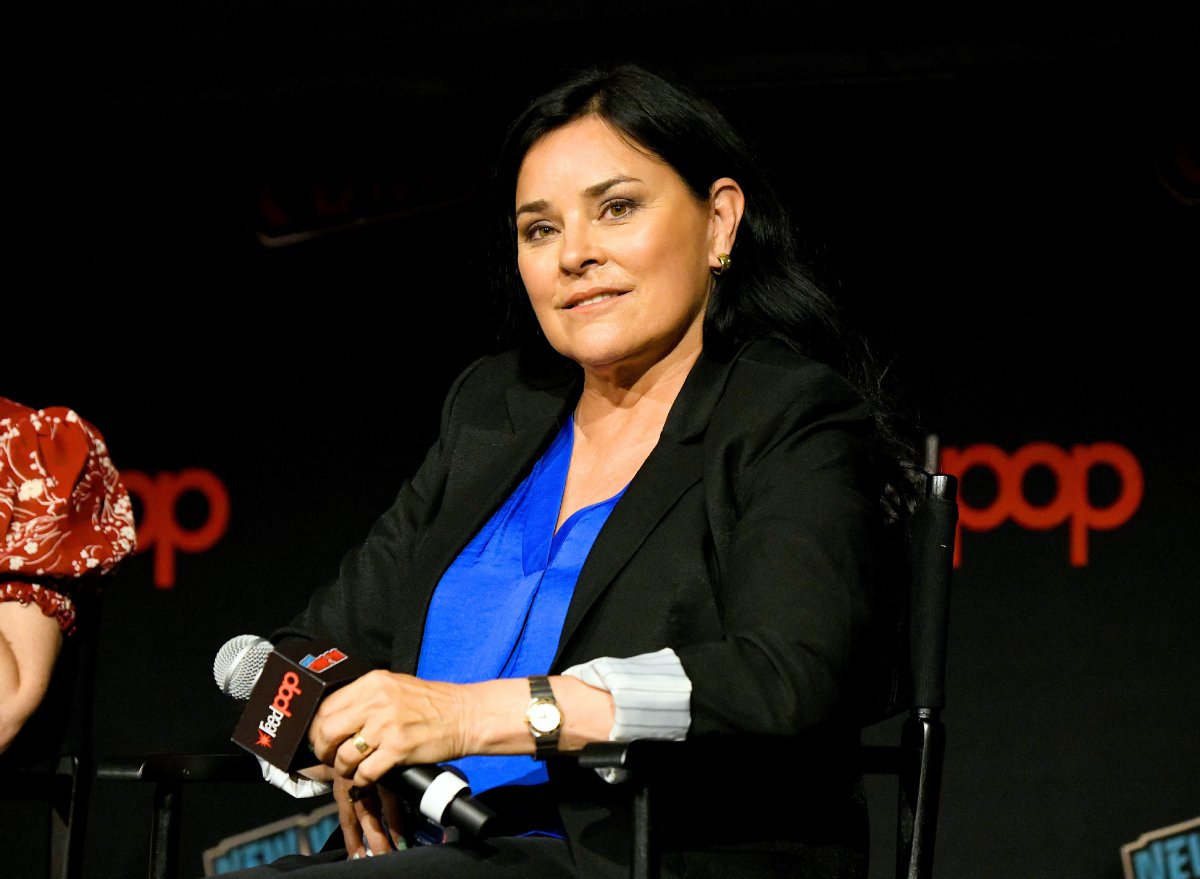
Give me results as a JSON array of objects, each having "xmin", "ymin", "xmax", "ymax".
[{"xmin": 231, "ymin": 638, "xmax": 371, "ymax": 773}]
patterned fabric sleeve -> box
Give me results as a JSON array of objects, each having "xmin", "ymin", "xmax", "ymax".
[{"xmin": 0, "ymin": 397, "xmax": 136, "ymax": 635}]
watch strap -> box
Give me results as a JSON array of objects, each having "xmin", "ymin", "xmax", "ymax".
[
  {"xmin": 529, "ymin": 675, "xmax": 554, "ymax": 702},
  {"xmin": 527, "ymin": 675, "xmax": 561, "ymax": 759}
]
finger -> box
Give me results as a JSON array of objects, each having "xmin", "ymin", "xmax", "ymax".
[
  {"xmin": 351, "ymin": 746, "xmax": 398, "ymax": 788},
  {"xmin": 310, "ymin": 677, "xmax": 382, "ymax": 763},
  {"xmin": 310, "ymin": 710, "xmax": 365, "ymax": 766},
  {"xmin": 316, "ymin": 675, "xmax": 364, "ymax": 716},
  {"xmin": 298, "ymin": 763, "xmax": 334, "ymax": 783},
  {"xmin": 312, "ymin": 675, "xmax": 380, "ymax": 744},
  {"xmin": 335, "ymin": 781, "xmax": 366, "ymax": 860},
  {"xmin": 379, "ymin": 786, "xmax": 410, "ymax": 851},
  {"xmin": 334, "ymin": 729, "xmax": 377, "ymax": 779},
  {"xmin": 354, "ymin": 792, "xmax": 395, "ymax": 855}
]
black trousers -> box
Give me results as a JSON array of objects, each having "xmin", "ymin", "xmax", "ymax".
[
  {"xmin": 210, "ymin": 836, "xmax": 577, "ymax": 879},
  {"xmin": 210, "ymin": 838, "xmax": 864, "ymax": 879}
]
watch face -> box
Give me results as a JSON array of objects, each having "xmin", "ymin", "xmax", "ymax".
[{"xmin": 527, "ymin": 700, "xmax": 562, "ymax": 734}]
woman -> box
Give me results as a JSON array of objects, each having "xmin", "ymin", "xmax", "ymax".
[
  {"xmin": 228, "ymin": 63, "xmax": 921, "ymax": 878},
  {"xmin": 0, "ymin": 397, "xmax": 136, "ymax": 756}
]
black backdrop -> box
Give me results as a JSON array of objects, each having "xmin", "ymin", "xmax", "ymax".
[{"xmin": 4, "ymin": 4, "xmax": 1198, "ymax": 877}]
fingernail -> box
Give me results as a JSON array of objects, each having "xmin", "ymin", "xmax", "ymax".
[
  {"xmin": 366, "ymin": 849, "xmax": 374, "ymax": 857},
  {"xmin": 352, "ymin": 853, "xmax": 361, "ymax": 860}
]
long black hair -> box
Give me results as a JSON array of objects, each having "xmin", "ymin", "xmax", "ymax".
[{"xmin": 488, "ymin": 63, "xmax": 923, "ymax": 505}]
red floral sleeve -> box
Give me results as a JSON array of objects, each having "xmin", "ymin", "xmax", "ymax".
[{"xmin": 0, "ymin": 397, "xmax": 136, "ymax": 635}]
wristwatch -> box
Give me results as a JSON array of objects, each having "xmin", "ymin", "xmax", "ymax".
[{"xmin": 525, "ymin": 675, "xmax": 562, "ymax": 759}]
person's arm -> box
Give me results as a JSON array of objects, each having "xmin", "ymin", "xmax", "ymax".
[
  {"xmin": 677, "ymin": 360, "xmax": 887, "ymax": 739},
  {"xmin": 306, "ymin": 669, "xmax": 616, "ymax": 786},
  {"xmin": 0, "ymin": 600, "xmax": 64, "ymax": 753},
  {"xmin": 0, "ymin": 399, "xmax": 135, "ymax": 755}
]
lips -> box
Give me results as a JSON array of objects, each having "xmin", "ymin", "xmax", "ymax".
[{"xmin": 562, "ymin": 289, "xmax": 627, "ymax": 309}]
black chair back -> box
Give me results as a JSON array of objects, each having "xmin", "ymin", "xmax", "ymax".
[{"xmin": 861, "ymin": 471, "xmax": 958, "ymax": 879}]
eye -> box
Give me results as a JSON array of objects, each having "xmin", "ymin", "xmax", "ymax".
[
  {"xmin": 602, "ymin": 198, "xmax": 636, "ymax": 220},
  {"xmin": 522, "ymin": 222, "xmax": 557, "ymax": 242}
]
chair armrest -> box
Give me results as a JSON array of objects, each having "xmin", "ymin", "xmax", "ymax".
[
  {"xmin": 96, "ymin": 753, "xmax": 263, "ymax": 784},
  {"xmin": 576, "ymin": 740, "xmax": 685, "ymax": 775}
]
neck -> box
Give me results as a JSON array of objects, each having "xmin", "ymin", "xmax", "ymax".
[{"xmin": 574, "ymin": 343, "xmax": 701, "ymax": 445}]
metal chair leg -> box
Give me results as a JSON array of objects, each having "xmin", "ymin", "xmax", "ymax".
[
  {"xmin": 150, "ymin": 781, "xmax": 182, "ymax": 879},
  {"xmin": 632, "ymin": 780, "xmax": 657, "ymax": 879}
]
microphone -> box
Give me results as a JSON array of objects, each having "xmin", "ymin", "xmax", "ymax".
[{"xmin": 213, "ymin": 632, "xmax": 499, "ymax": 840}]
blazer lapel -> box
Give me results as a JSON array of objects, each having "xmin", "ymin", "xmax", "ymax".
[
  {"xmin": 393, "ymin": 372, "xmax": 577, "ymax": 672},
  {"xmin": 555, "ymin": 349, "xmax": 738, "ymax": 661},
  {"xmin": 446, "ymin": 385, "xmax": 571, "ymax": 507}
]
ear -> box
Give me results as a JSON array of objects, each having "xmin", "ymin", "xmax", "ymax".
[{"xmin": 707, "ymin": 177, "xmax": 745, "ymax": 271}]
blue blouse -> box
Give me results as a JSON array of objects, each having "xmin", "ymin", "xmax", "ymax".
[{"xmin": 416, "ymin": 418, "xmax": 625, "ymax": 797}]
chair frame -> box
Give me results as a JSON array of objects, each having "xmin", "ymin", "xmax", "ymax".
[{"xmin": 96, "ymin": 753, "xmax": 263, "ymax": 879}]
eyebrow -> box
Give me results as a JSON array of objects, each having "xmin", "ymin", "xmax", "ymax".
[{"xmin": 514, "ymin": 176, "xmax": 642, "ymax": 218}]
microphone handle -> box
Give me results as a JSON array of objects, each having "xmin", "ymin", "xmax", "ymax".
[{"xmin": 382, "ymin": 765, "xmax": 499, "ymax": 840}]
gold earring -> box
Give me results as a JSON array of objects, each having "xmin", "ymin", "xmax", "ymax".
[{"xmin": 713, "ymin": 253, "xmax": 731, "ymax": 276}]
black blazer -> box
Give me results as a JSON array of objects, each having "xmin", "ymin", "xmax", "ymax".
[{"xmin": 296, "ymin": 338, "xmax": 895, "ymax": 877}]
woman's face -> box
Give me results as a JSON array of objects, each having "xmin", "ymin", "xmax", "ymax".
[{"xmin": 514, "ymin": 115, "xmax": 728, "ymax": 383}]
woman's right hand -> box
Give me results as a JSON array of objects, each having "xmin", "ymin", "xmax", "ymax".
[{"xmin": 333, "ymin": 775, "xmax": 408, "ymax": 859}]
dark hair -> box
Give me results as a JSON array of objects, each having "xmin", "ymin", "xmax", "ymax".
[{"xmin": 488, "ymin": 64, "xmax": 923, "ymax": 502}]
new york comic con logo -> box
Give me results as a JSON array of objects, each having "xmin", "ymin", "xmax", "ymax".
[{"xmin": 1121, "ymin": 816, "xmax": 1200, "ymax": 879}]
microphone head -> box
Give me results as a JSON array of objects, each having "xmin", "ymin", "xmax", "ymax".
[{"xmin": 213, "ymin": 634, "xmax": 274, "ymax": 700}]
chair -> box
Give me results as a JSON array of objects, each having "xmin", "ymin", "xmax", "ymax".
[
  {"xmin": 0, "ymin": 589, "xmax": 103, "ymax": 879},
  {"xmin": 860, "ymin": 471, "xmax": 957, "ymax": 879},
  {"xmin": 95, "ymin": 751, "xmax": 264, "ymax": 879},
  {"xmin": 575, "ymin": 470, "xmax": 958, "ymax": 879},
  {"xmin": 98, "ymin": 472, "xmax": 957, "ymax": 879}
]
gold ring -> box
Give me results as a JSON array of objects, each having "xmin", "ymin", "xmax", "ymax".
[{"xmin": 352, "ymin": 732, "xmax": 371, "ymax": 754}]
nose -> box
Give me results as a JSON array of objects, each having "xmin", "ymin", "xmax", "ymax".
[{"xmin": 558, "ymin": 216, "xmax": 603, "ymax": 275}]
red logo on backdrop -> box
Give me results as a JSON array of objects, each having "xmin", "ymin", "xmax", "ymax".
[
  {"xmin": 121, "ymin": 469, "xmax": 230, "ymax": 589},
  {"xmin": 939, "ymin": 441, "xmax": 1143, "ymax": 567}
]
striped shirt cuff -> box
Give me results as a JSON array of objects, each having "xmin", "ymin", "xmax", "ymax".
[{"xmin": 561, "ymin": 647, "xmax": 692, "ymax": 742}]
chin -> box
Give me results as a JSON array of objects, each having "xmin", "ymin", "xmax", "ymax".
[{"xmin": 548, "ymin": 333, "xmax": 634, "ymax": 373}]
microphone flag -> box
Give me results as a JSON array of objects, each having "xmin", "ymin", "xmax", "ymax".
[{"xmin": 232, "ymin": 639, "xmax": 369, "ymax": 773}]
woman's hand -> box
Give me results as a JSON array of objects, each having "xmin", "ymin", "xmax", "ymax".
[
  {"xmin": 308, "ymin": 670, "xmax": 473, "ymax": 787},
  {"xmin": 332, "ymin": 776, "xmax": 408, "ymax": 859}
]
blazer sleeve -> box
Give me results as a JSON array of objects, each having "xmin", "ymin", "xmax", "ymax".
[{"xmin": 676, "ymin": 357, "xmax": 889, "ymax": 738}]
